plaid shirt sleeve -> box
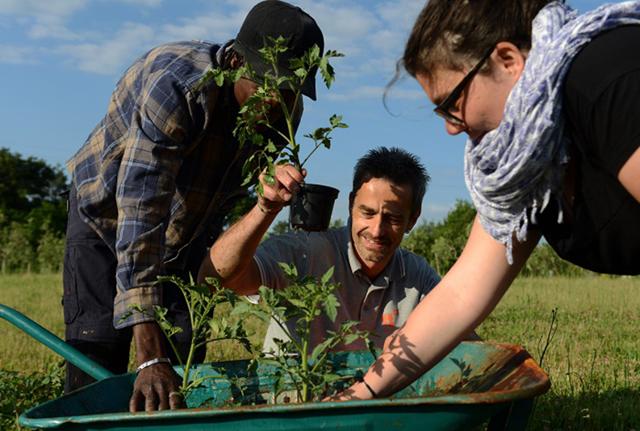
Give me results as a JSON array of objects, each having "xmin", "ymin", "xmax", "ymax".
[{"xmin": 112, "ymin": 67, "xmax": 197, "ymax": 329}]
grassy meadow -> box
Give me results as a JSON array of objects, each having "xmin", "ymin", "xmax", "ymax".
[{"xmin": 1, "ymin": 273, "xmax": 639, "ymax": 430}]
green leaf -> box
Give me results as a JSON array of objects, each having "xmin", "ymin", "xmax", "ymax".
[
  {"xmin": 287, "ymin": 298, "xmax": 307, "ymax": 309},
  {"xmin": 255, "ymin": 182, "xmax": 264, "ymax": 196},
  {"xmin": 214, "ymin": 69, "xmax": 225, "ymax": 87},
  {"xmin": 229, "ymin": 301, "xmax": 252, "ymax": 315},
  {"xmin": 329, "ymin": 114, "xmax": 343, "ymax": 128},
  {"xmin": 308, "ymin": 44, "xmax": 321, "ymax": 63},
  {"xmin": 209, "ymin": 319, "xmax": 220, "ymax": 335},
  {"xmin": 320, "ymin": 266, "xmax": 334, "ymax": 284},
  {"xmin": 289, "ymin": 57, "xmax": 305, "ymax": 69},
  {"xmin": 275, "ymin": 76, "xmax": 290, "ymax": 87},
  {"xmin": 323, "ymin": 293, "xmax": 339, "ymax": 322},
  {"xmin": 277, "ymin": 262, "xmax": 298, "ymax": 279},
  {"xmin": 263, "ymin": 173, "xmax": 275, "ymax": 186},
  {"xmin": 258, "ymin": 358, "xmax": 283, "ymax": 369},
  {"xmin": 309, "ymin": 337, "xmax": 333, "ymax": 362},
  {"xmin": 325, "ymin": 49, "xmax": 345, "ymax": 58},
  {"xmin": 322, "ymin": 373, "xmax": 342, "ymax": 384},
  {"xmin": 311, "ymin": 127, "xmax": 330, "ymax": 141},
  {"xmin": 319, "ymin": 57, "xmax": 335, "ymax": 89},
  {"xmin": 342, "ymin": 333, "xmax": 361, "ymax": 345}
]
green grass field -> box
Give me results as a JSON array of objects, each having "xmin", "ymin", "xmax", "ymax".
[{"xmin": 1, "ymin": 274, "xmax": 639, "ymax": 430}]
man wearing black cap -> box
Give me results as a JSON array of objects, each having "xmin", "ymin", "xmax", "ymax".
[{"xmin": 63, "ymin": 0, "xmax": 323, "ymax": 412}]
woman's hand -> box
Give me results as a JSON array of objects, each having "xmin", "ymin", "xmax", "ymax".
[{"xmin": 324, "ymin": 381, "xmax": 373, "ymax": 402}]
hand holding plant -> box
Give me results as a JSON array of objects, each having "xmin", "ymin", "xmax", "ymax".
[
  {"xmin": 200, "ymin": 36, "xmax": 348, "ymax": 196},
  {"xmin": 256, "ymin": 163, "xmax": 306, "ymax": 214}
]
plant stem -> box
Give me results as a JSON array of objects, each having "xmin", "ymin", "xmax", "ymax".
[
  {"xmin": 154, "ymin": 314, "xmax": 183, "ymax": 368},
  {"xmin": 269, "ymin": 62, "xmax": 303, "ymax": 167},
  {"xmin": 180, "ymin": 290, "xmax": 198, "ymax": 392},
  {"xmin": 299, "ymin": 140, "xmax": 324, "ymax": 169},
  {"xmin": 301, "ymin": 336, "xmax": 309, "ymax": 403},
  {"xmin": 271, "ymin": 315, "xmax": 305, "ymax": 354},
  {"xmin": 182, "ymin": 331, "xmax": 197, "ymax": 393}
]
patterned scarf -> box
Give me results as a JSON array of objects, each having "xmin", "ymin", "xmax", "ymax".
[{"xmin": 464, "ymin": 1, "xmax": 640, "ymax": 263}]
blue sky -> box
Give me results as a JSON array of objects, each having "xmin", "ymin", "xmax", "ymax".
[{"xmin": 0, "ymin": 0, "xmax": 609, "ymax": 224}]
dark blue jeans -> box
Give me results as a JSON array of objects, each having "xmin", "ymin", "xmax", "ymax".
[{"xmin": 63, "ymin": 186, "xmax": 210, "ymax": 393}]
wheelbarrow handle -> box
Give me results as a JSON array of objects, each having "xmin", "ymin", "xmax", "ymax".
[{"xmin": 0, "ymin": 304, "xmax": 114, "ymax": 381}]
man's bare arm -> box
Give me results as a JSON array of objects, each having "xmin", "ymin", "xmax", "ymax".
[{"xmin": 198, "ymin": 165, "xmax": 305, "ymax": 294}]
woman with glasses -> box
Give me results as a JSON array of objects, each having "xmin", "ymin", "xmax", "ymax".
[{"xmin": 332, "ymin": 0, "xmax": 640, "ymax": 400}]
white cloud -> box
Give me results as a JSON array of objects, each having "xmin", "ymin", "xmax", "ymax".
[
  {"xmin": 0, "ymin": 44, "xmax": 36, "ymax": 64},
  {"xmin": 27, "ymin": 17, "xmax": 80, "ymax": 40},
  {"xmin": 222, "ymin": 0, "xmax": 257, "ymax": 9},
  {"xmin": 384, "ymin": 86, "xmax": 424, "ymax": 100},
  {"xmin": 37, "ymin": 0, "xmax": 426, "ymax": 85},
  {"xmin": 376, "ymin": 0, "xmax": 425, "ymax": 29},
  {"xmin": 0, "ymin": 0, "xmax": 86, "ymax": 39},
  {"xmin": 159, "ymin": 12, "xmax": 246, "ymax": 42},
  {"xmin": 116, "ymin": 0, "xmax": 163, "ymax": 6},
  {"xmin": 302, "ymin": 2, "xmax": 379, "ymax": 57},
  {"xmin": 368, "ymin": 28, "xmax": 404, "ymax": 56},
  {"xmin": 325, "ymin": 84, "xmax": 422, "ymax": 102},
  {"xmin": 50, "ymin": 4, "xmax": 248, "ymax": 77},
  {"xmin": 0, "ymin": 0, "xmax": 87, "ymax": 16},
  {"xmin": 56, "ymin": 22, "xmax": 156, "ymax": 74},
  {"xmin": 422, "ymin": 202, "xmax": 453, "ymax": 221},
  {"xmin": 326, "ymin": 85, "xmax": 384, "ymax": 101},
  {"xmin": 263, "ymin": 0, "xmax": 424, "ymax": 97}
]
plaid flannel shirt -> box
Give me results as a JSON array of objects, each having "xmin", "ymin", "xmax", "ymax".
[{"xmin": 67, "ymin": 40, "xmax": 300, "ymax": 329}]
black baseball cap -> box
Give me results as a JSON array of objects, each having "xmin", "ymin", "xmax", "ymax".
[{"xmin": 234, "ymin": 0, "xmax": 324, "ymax": 100}]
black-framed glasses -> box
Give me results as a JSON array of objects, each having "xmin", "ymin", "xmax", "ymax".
[{"xmin": 433, "ymin": 47, "xmax": 494, "ymax": 127}]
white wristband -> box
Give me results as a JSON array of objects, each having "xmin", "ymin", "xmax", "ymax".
[{"xmin": 136, "ymin": 357, "xmax": 171, "ymax": 373}]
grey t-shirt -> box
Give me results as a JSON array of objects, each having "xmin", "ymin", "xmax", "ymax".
[{"xmin": 254, "ymin": 226, "xmax": 440, "ymax": 352}]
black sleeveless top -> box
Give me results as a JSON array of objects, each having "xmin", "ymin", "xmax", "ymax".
[{"xmin": 534, "ymin": 26, "xmax": 640, "ymax": 275}]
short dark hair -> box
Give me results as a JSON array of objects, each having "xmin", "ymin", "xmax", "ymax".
[{"xmin": 351, "ymin": 147, "xmax": 429, "ymax": 217}]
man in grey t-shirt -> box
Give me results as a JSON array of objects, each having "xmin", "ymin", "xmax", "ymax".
[
  {"xmin": 200, "ymin": 147, "xmax": 471, "ymax": 352},
  {"xmin": 255, "ymin": 224, "xmax": 440, "ymax": 351}
]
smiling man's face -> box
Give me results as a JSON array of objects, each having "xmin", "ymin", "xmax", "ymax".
[{"xmin": 350, "ymin": 177, "xmax": 416, "ymax": 279}]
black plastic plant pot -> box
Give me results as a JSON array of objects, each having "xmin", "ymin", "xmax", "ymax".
[{"xmin": 289, "ymin": 183, "xmax": 339, "ymax": 232}]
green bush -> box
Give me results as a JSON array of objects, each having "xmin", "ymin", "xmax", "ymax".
[
  {"xmin": 1, "ymin": 222, "xmax": 35, "ymax": 273},
  {"xmin": 36, "ymin": 230, "xmax": 66, "ymax": 273},
  {"xmin": 403, "ymin": 200, "xmax": 475, "ymax": 274},
  {"xmin": 522, "ymin": 243, "xmax": 589, "ymax": 277},
  {"xmin": 403, "ymin": 201, "xmax": 591, "ymax": 277},
  {"xmin": 0, "ymin": 363, "xmax": 64, "ymax": 430},
  {"xmin": 0, "ymin": 223, "xmax": 65, "ymax": 274}
]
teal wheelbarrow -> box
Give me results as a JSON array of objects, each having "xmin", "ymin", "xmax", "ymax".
[{"xmin": 1, "ymin": 303, "xmax": 550, "ymax": 430}]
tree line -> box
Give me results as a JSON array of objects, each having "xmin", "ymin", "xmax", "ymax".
[
  {"xmin": 402, "ymin": 200, "xmax": 590, "ymax": 277},
  {"xmin": 0, "ymin": 148, "xmax": 589, "ymax": 277},
  {"xmin": 0, "ymin": 148, "xmax": 67, "ymax": 273}
]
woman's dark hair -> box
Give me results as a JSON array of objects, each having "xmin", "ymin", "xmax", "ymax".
[
  {"xmin": 351, "ymin": 147, "xmax": 429, "ymax": 217},
  {"xmin": 383, "ymin": 0, "xmax": 557, "ymax": 106},
  {"xmin": 404, "ymin": 0, "xmax": 557, "ymax": 77}
]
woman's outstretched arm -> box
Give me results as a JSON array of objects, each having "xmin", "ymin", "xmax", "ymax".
[{"xmin": 333, "ymin": 215, "xmax": 541, "ymax": 399}]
